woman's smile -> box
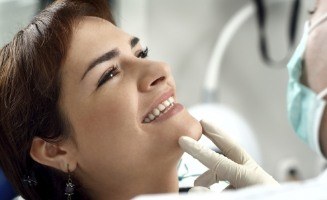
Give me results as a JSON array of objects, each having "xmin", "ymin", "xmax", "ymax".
[{"xmin": 142, "ymin": 90, "xmax": 183, "ymax": 123}]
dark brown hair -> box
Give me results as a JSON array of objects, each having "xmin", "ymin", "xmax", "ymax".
[{"xmin": 0, "ymin": 0, "xmax": 115, "ymax": 199}]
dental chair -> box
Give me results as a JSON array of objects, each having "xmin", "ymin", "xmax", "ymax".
[{"xmin": 0, "ymin": 169, "xmax": 16, "ymax": 200}]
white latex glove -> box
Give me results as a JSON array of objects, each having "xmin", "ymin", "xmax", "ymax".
[{"xmin": 179, "ymin": 120, "xmax": 279, "ymax": 189}]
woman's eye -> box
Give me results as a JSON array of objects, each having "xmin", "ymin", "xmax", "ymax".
[
  {"xmin": 137, "ymin": 47, "xmax": 148, "ymax": 58},
  {"xmin": 97, "ymin": 66, "xmax": 120, "ymax": 88}
]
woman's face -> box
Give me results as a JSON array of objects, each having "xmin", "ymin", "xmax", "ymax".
[{"xmin": 59, "ymin": 16, "xmax": 201, "ymax": 194}]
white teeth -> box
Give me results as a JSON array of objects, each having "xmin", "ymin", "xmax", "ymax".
[
  {"xmin": 144, "ymin": 96, "xmax": 175, "ymax": 123},
  {"xmin": 163, "ymin": 100, "xmax": 170, "ymax": 107},
  {"xmin": 153, "ymin": 108, "xmax": 160, "ymax": 116},
  {"xmin": 148, "ymin": 114, "xmax": 155, "ymax": 120},
  {"xmin": 158, "ymin": 104, "xmax": 165, "ymax": 111}
]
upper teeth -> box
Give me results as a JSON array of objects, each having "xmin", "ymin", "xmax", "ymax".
[{"xmin": 143, "ymin": 96, "xmax": 175, "ymax": 123}]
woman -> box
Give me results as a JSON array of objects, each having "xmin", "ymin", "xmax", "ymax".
[{"xmin": 0, "ymin": 0, "xmax": 202, "ymax": 199}]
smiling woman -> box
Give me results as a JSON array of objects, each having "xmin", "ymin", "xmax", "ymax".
[{"xmin": 0, "ymin": 0, "xmax": 201, "ymax": 200}]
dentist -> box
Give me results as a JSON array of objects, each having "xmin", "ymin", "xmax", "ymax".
[{"xmin": 179, "ymin": 0, "xmax": 327, "ymax": 193}]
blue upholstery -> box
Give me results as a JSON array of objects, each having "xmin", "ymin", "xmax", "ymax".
[{"xmin": 0, "ymin": 169, "xmax": 16, "ymax": 200}]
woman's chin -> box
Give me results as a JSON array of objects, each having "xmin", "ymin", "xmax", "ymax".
[
  {"xmin": 149, "ymin": 108, "xmax": 202, "ymax": 154},
  {"xmin": 184, "ymin": 115, "xmax": 202, "ymax": 141},
  {"xmin": 149, "ymin": 109, "xmax": 202, "ymax": 163},
  {"xmin": 171, "ymin": 109, "xmax": 202, "ymax": 141}
]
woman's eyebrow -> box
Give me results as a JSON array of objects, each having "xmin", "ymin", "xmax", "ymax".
[
  {"xmin": 130, "ymin": 37, "xmax": 139, "ymax": 48},
  {"xmin": 81, "ymin": 48, "xmax": 119, "ymax": 81},
  {"xmin": 81, "ymin": 37, "xmax": 139, "ymax": 81}
]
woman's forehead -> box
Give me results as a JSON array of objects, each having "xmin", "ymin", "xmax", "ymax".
[
  {"xmin": 63, "ymin": 16, "xmax": 128, "ymax": 75},
  {"xmin": 72, "ymin": 16, "xmax": 126, "ymax": 45}
]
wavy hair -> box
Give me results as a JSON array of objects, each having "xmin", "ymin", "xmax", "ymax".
[{"xmin": 0, "ymin": 0, "xmax": 115, "ymax": 199}]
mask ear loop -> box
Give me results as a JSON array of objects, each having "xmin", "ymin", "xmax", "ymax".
[
  {"xmin": 313, "ymin": 86, "xmax": 327, "ymax": 159},
  {"xmin": 308, "ymin": 13, "xmax": 327, "ymax": 33},
  {"xmin": 317, "ymin": 88, "xmax": 327, "ymax": 99}
]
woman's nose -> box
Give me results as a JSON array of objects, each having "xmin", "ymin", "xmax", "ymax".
[{"xmin": 138, "ymin": 61, "xmax": 171, "ymax": 92}]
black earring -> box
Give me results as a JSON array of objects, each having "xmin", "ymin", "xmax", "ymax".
[{"xmin": 65, "ymin": 164, "xmax": 75, "ymax": 200}]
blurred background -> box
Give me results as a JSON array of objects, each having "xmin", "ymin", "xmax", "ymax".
[{"xmin": 1, "ymin": 0, "xmax": 326, "ymax": 198}]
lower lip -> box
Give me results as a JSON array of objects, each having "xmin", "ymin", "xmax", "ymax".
[{"xmin": 152, "ymin": 103, "xmax": 184, "ymax": 123}]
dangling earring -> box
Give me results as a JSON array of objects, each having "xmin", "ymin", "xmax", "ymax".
[{"xmin": 65, "ymin": 164, "xmax": 75, "ymax": 200}]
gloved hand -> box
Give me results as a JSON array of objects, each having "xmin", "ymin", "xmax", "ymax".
[{"xmin": 179, "ymin": 120, "xmax": 279, "ymax": 189}]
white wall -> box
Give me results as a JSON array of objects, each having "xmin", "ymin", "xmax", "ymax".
[{"xmin": 0, "ymin": 0, "xmax": 38, "ymax": 46}]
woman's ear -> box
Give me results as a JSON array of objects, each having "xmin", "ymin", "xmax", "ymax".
[{"xmin": 30, "ymin": 137, "xmax": 77, "ymax": 172}]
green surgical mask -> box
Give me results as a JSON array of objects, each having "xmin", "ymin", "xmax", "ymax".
[{"xmin": 287, "ymin": 14, "xmax": 327, "ymax": 158}]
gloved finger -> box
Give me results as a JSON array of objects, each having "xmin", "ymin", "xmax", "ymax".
[
  {"xmin": 179, "ymin": 136, "xmax": 238, "ymax": 174},
  {"xmin": 194, "ymin": 170, "xmax": 219, "ymax": 187},
  {"xmin": 188, "ymin": 186, "xmax": 211, "ymax": 193},
  {"xmin": 200, "ymin": 120, "xmax": 252, "ymax": 165},
  {"xmin": 179, "ymin": 136, "xmax": 256, "ymax": 188}
]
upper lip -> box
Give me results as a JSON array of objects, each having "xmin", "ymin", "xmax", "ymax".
[{"xmin": 141, "ymin": 89, "xmax": 175, "ymax": 123}]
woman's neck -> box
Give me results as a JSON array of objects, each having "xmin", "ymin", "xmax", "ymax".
[{"xmin": 95, "ymin": 166, "xmax": 179, "ymax": 200}]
